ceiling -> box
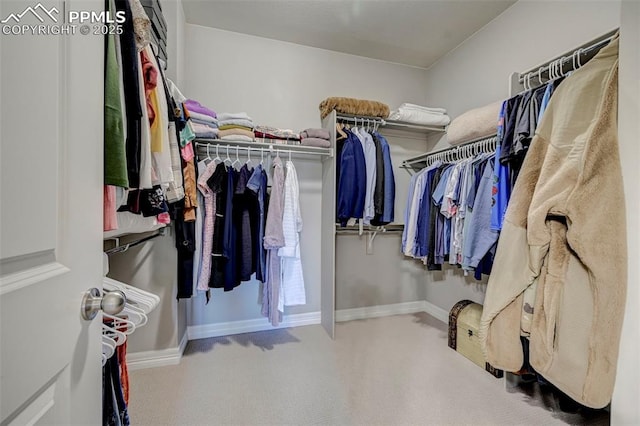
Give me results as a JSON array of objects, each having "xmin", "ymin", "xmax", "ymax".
[{"xmin": 181, "ymin": 0, "xmax": 515, "ymax": 69}]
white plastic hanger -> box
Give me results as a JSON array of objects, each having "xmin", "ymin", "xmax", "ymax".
[
  {"xmin": 103, "ymin": 312, "xmax": 138, "ymax": 334},
  {"xmin": 245, "ymin": 148, "xmax": 252, "ymax": 166},
  {"xmin": 102, "ymin": 323, "xmax": 127, "ymax": 347},
  {"xmin": 232, "ymin": 146, "xmax": 241, "ymax": 169},
  {"xmin": 224, "ymin": 145, "xmax": 232, "ymax": 166},
  {"xmin": 205, "ymin": 144, "xmax": 212, "ymax": 163},
  {"xmin": 214, "ymin": 144, "xmax": 222, "ymax": 164},
  {"xmin": 538, "ymin": 67, "xmax": 544, "ymax": 86}
]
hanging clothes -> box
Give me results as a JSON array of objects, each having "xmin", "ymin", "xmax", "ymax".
[
  {"xmin": 336, "ymin": 128, "xmax": 366, "ymax": 226},
  {"xmin": 263, "ymin": 156, "xmax": 286, "ymax": 326},
  {"xmin": 104, "ymin": 0, "xmax": 127, "ymax": 188},
  {"xmin": 247, "ymin": 164, "xmax": 268, "ymax": 283},
  {"xmin": 403, "ymin": 151, "xmax": 497, "ymax": 277},
  {"xmin": 279, "ymin": 160, "xmax": 306, "ymax": 309},
  {"xmin": 480, "ymin": 36, "xmax": 624, "ymax": 409},
  {"xmin": 336, "ymin": 125, "xmax": 395, "ymax": 227}
]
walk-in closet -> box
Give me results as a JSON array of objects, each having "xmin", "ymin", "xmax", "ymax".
[{"xmin": 1, "ymin": 0, "xmax": 638, "ymax": 425}]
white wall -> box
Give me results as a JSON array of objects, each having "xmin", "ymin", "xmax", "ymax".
[
  {"xmin": 612, "ymin": 2, "xmax": 640, "ymax": 424},
  {"xmin": 420, "ymin": 0, "xmax": 621, "ymax": 314},
  {"xmin": 184, "ymin": 24, "xmax": 431, "ymax": 328}
]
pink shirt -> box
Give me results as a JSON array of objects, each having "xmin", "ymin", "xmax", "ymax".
[{"xmin": 195, "ymin": 161, "xmax": 218, "ymax": 292}]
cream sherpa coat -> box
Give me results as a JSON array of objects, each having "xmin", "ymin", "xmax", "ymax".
[{"xmin": 479, "ymin": 36, "xmax": 625, "ymax": 409}]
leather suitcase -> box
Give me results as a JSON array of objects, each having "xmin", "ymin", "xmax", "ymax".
[{"xmin": 448, "ymin": 300, "xmax": 503, "ymax": 378}]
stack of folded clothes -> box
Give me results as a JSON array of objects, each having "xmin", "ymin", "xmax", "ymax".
[
  {"xmin": 254, "ymin": 125, "xmax": 300, "ymax": 144},
  {"xmin": 299, "ymin": 128, "xmax": 331, "ymax": 148},
  {"xmin": 388, "ymin": 103, "xmax": 450, "ymax": 126},
  {"xmin": 184, "ymin": 99, "xmax": 219, "ymax": 138},
  {"xmin": 217, "ymin": 112, "xmax": 255, "ymax": 142}
]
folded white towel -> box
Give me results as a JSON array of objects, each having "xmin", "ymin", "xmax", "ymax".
[
  {"xmin": 398, "ymin": 103, "xmax": 447, "ymax": 114},
  {"xmin": 388, "ymin": 109, "xmax": 450, "ymax": 126}
]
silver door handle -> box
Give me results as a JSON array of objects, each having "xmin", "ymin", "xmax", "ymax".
[{"xmin": 81, "ymin": 288, "xmax": 126, "ymax": 321}]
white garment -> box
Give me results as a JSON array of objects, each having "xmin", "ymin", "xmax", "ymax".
[
  {"xmin": 403, "ymin": 167, "xmax": 429, "ymax": 258},
  {"xmin": 135, "ymin": 51, "xmax": 153, "ymax": 189},
  {"xmin": 166, "ymin": 79, "xmax": 186, "ymax": 103},
  {"xmin": 450, "ymin": 159, "xmax": 472, "ymax": 265},
  {"xmin": 278, "ymin": 160, "xmax": 306, "ymax": 310},
  {"xmin": 192, "ymin": 160, "xmax": 207, "ymax": 292},
  {"xmin": 360, "ymin": 129, "xmax": 377, "ymax": 225},
  {"xmin": 148, "ymin": 45, "xmax": 175, "ymax": 186}
]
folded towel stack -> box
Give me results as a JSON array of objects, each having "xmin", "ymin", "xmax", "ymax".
[
  {"xmin": 184, "ymin": 99, "xmax": 219, "ymax": 138},
  {"xmin": 218, "ymin": 112, "xmax": 255, "ymax": 142},
  {"xmin": 388, "ymin": 103, "xmax": 450, "ymax": 127},
  {"xmin": 300, "ymin": 128, "xmax": 331, "ymax": 148},
  {"xmin": 254, "ymin": 125, "xmax": 300, "ymax": 143}
]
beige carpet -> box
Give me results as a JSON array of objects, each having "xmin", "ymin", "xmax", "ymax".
[{"xmin": 129, "ymin": 313, "xmax": 608, "ymax": 425}]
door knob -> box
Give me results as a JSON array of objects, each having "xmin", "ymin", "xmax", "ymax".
[{"xmin": 81, "ymin": 288, "xmax": 126, "ymax": 321}]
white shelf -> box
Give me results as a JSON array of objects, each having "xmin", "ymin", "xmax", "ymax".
[
  {"xmin": 335, "ymin": 113, "xmax": 447, "ymax": 137},
  {"xmin": 383, "ymin": 119, "xmax": 447, "ymax": 135}
]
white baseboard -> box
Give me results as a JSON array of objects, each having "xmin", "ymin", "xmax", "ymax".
[
  {"xmin": 127, "ymin": 330, "xmax": 189, "ymax": 371},
  {"xmin": 423, "ymin": 300, "xmax": 449, "ymax": 324},
  {"xmin": 335, "ymin": 301, "xmax": 426, "ymax": 322},
  {"xmin": 187, "ymin": 311, "xmax": 321, "ymax": 341}
]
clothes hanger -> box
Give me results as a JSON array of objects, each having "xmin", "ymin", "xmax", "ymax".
[
  {"xmin": 538, "ymin": 67, "xmax": 544, "ymax": 86},
  {"xmin": 102, "ymin": 338, "xmax": 115, "ymax": 361},
  {"xmin": 224, "ymin": 145, "xmax": 232, "ymax": 166},
  {"xmin": 102, "ymin": 323, "xmax": 127, "ymax": 347},
  {"xmin": 246, "ymin": 148, "xmax": 252, "ymax": 166},
  {"xmin": 336, "ymin": 123, "xmax": 348, "ymax": 139},
  {"xmin": 214, "ymin": 144, "xmax": 222, "ymax": 163},
  {"xmin": 288, "ymin": 150, "xmax": 292, "ymax": 163},
  {"xmin": 103, "ymin": 312, "xmax": 137, "ymax": 334},
  {"xmin": 205, "ymin": 144, "xmax": 212, "ymax": 163},
  {"xmin": 103, "ymin": 277, "xmax": 160, "ymax": 312},
  {"xmin": 260, "ymin": 147, "xmax": 264, "ymax": 165},
  {"xmin": 232, "ymin": 146, "xmax": 241, "ymax": 169}
]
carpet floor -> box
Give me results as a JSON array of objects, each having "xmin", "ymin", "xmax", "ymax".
[{"xmin": 129, "ymin": 313, "xmax": 609, "ymax": 425}]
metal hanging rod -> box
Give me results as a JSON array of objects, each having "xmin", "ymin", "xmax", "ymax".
[
  {"xmin": 336, "ymin": 114, "xmax": 387, "ymax": 125},
  {"xmin": 335, "ymin": 223, "xmax": 404, "ymax": 234},
  {"xmin": 104, "ymin": 228, "xmax": 167, "ymax": 255},
  {"xmin": 194, "ymin": 139, "xmax": 333, "ymax": 158},
  {"xmin": 401, "ymin": 135, "xmax": 498, "ymax": 172},
  {"xmin": 518, "ymin": 28, "xmax": 618, "ymax": 90}
]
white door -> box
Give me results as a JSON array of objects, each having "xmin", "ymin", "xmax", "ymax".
[{"xmin": 0, "ymin": 0, "xmax": 104, "ymax": 424}]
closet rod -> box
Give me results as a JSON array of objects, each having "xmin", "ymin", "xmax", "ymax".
[
  {"xmin": 518, "ymin": 28, "xmax": 618, "ymax": 86},
  {"xmin": 336, "ymin": 114, "xmax": 387, "ymax": 125},
  {"xmin": 104, "ymin": 229, "xmax": 166, "ymax": 255},
  {"xmin": 194, "ymin": 139, "xmax": 333, "ymax": 158},
  {"xmin": 335, "ymin": 224, "xmax": 404, "ymax": 234},
  {"xmin": 401, "ymin": 134, "xmax": 498, "ymax": 170}
]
